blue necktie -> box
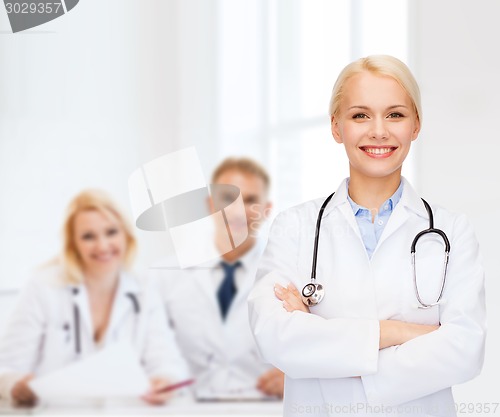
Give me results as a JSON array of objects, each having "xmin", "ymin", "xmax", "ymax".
[{"xmin": 217, "ymin": 261, "xmax": 241, "ymax": 319}]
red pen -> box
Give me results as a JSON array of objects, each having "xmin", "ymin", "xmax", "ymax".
[{"xmin": 155, "ymin": 378, "xmax": 195, "ymax": 394}]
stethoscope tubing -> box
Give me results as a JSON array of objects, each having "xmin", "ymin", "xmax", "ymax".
[
  {"xmin": 302, "ymin": 192, "xmax": 335, "ymax": 304},
  {"xmin": 72, "ymin": 289, "xmax": 81, "ymax": 355},
  {"xmin": 310, "ymin": 192, "xmax": 335, "ymax": 282},
  {"xmin": 71, "ymin": 289, "xmax": 140, "ymax": 355},
  {"xmin": 410, "ymin": 199, "xmax": 450, "ymax": 308},
  {"xmin": 304, "ymin": 195, "xmax": 451, "ymax": 309},
  {"xmin": 411, "ymin": 251, "xmax": 449, "ymax": 309}
]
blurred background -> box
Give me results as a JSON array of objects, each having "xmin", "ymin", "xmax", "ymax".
[{"xmin": 0, "ymin": 0, "xmax": 498, "ymax": 407}]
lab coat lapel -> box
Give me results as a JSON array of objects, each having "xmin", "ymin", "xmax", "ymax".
[
  {"xmin": 194, "ymin": 262, "xmax": 226, "ymax": 351},
  {"xmin": 232, "ymin": 273, "xmax": 253, "ymax": 309},
  {"xmin": 375, "ymin": 178, "xmax": 429, "ymax": 252},
  {"xmin": 323, "ymin": 178, "xmax": 363, "ymax": 242},
  {"xmin": 106, "ymin": 272, "xmax": 140, "ymax": 337},
  {"xmin": 337, "ymin": 202, "xmax": 363, "ymax": 241},
  {"xmin": 229, "ymin": 242, "xmax": 264, "ymax": 312},
  {"xmin": 193, "ymin": 261, "xmax": 220, "ymax": 312},
  {"xmin": 70, "ymin": 284, "xmax": 94, "ymax": 343},
  {"xmin": 375, "ymin": 201, "xmax": 410, "ymax": 252}
]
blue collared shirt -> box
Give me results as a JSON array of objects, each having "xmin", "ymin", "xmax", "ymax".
[{"xmin": 347, "ymin": 180, "xmax": 404, "ymax": 258}]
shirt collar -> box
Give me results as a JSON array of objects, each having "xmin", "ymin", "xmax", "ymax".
[
  {"xmin": 198, "ymin": 238, "xmax": 265, "ymax": 271},
  {"xmin": 346, "ymin": 179, "xmax": 404, "ymax": 216},
  {"xmin": 322, "ymin": 177, "xmax": 428, "ymax": 220},
  {"xmin": 218, "ymin": 239, "xmax": 264, "ymax": 271}
]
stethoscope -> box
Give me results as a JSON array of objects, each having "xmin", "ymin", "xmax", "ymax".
[
  {"xmin": 70, "ymin": 288, "xmax": 140, "ymax": 355},
  {"xmin": 301, "ymin": 193, "xmax": 451, "ymax": 309}
]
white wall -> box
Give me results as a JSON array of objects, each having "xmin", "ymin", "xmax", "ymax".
[
  {"xmin": 0, "ymin": 0, "xmax": 411, "ymax": 291},
  {"xmin": 0, "ymin": 0, "xmax": 496, "ymax": 406},
  {"xmin": 0, "ymin": 0, "xmax": 216, "ymax": 290},
  {"xmin": 411, "ymin": 0, "xmax": 500, "ymax": 405}
]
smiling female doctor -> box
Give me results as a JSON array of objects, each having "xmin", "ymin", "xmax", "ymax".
[
  {"xmin": 248, "ymin": 55, "xmax": 486, "ymax": 417},
  {"xmin": 0, "ymin": 190, "xmax": 189, "ymax": 406}
]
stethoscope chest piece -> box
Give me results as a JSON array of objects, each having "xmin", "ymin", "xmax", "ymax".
[
  {"xmin": 302, "ymin": 281, "xmax": 324, "ymax": 306},
  {"xmin": 301, "ymin": 192, "xmax": 335, "ymax": 307}
]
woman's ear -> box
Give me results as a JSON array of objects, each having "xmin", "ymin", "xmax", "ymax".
[
  {"xmin": 411, "ymin": 118, "xmax": 421, "ymax": 141},
  {"xmin": 331, "ymin": 115, "xmax": 343, "ymax": 144}
]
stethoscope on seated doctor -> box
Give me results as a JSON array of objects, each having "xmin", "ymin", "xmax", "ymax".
[
  {"xmin": 301, "ymin": 192, "xmax": 450, "ymax": 309},
  {"xmin": 68, "ymin": 288, "xmax": 140, "ymax": 355}
]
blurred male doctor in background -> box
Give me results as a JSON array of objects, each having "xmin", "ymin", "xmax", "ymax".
[{"xmin": 150, "ymin": 157, "xmax": 284, "ymax": 399}]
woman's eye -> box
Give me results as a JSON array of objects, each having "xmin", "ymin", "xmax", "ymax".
[
  {"xmin": 81, "ymin": 233, "xmax": 95, "ymax": 240},
  {"xmin": 352, "ymin": 113, "xmax": 368, "ymax": 119},
  {"xmin": 388, "ymin": 112, "xmax": 404, "ymax": 118},
  {"xmin": 107, "ymin": 228, "xmax": 119, "ymax": 237}
]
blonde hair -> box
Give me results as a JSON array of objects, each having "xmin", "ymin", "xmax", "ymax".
[
  {"xmin": 211, "ymin": 157, "xmax": 270, "ymax": 192},
  {"xmin": 329, "ymin": 55, "xmax": 422, "ymax": 123},
  {"xmin": 61, "ymin": 189, "xmax": 137, "ymax": 284}
]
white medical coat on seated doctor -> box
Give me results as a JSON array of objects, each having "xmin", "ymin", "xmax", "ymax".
[
  {"xmin": 150, "ymin": 242, "xmax": 272, "ymax": 395},
  {"xmin": 0, "ymin": 265, "xmax": 190, "ymax": 401},
  {"xmin": 248, "ymin": 178, "xmax": 486, "ymax": 417}
]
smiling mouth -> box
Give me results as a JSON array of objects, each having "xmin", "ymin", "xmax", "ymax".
[
  {"xmin": 92, "ymin": 253, "xmax": 118, "ymax": 262},
  {"xmin": 360, "ymin": 146, "xmax": 397, "ymax": 155}
]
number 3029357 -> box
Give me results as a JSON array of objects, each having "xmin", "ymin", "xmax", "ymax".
[
  {"xmin": 5, "ymin": 3, "xmax": 63, "ymax": 14},
  {"xmin": 455, "ymin": 403, "xmax": 500, "ymax": 414}
]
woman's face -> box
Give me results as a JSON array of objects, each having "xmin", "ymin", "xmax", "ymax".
[
  {"xmin": 73, "ymin": 209, "xmax": 127, "ymax": 277},
  {"xmin": 331, "ymin": 71, "xmax": 420, "ymax": 181}
]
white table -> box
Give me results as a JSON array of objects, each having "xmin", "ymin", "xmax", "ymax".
[{"xmin": 0, "ymin": 397, "xmax": 283, "ymax": 416}]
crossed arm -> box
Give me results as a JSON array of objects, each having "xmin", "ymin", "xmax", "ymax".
[
  {"xmin": 274, "ymin": 283, "xmax": 439, "ymax": 350},
  {"xmin": 249, "ymin": 210, "xmax": 485, "ymax": 405}
]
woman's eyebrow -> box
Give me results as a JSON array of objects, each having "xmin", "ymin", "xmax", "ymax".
[
  {"xmin": 387, "ymin": 104, "xmax": 409, "ymax": 109},
  {"xmin": 347, "ymin": 104, "xmax": 409, "ymax": 111},
  {"xmin": 347, "ymin": 105, "xmax": 370, "ymax": 110}
]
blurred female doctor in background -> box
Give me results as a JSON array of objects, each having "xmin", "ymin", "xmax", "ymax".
[
  {"xmin": 248, "ymin": 55, "xmax": 486, "ymax": 416},
  {"xmin": 0, "ymin": 189, "xmax": 189, "ymax": 406}
]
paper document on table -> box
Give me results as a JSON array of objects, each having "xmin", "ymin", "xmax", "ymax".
[
  {"xmin": 195, "ymin": 387, "xmax": 279, "ymax": 402},
  {"xmin": 29, "ymin": 343, "xmax": 150, "ymax": 399}
]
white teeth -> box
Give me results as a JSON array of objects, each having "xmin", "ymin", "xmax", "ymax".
[
  {"xmin": 94, "ymin": 254, "xmax": 114, "ymax": 261},
  {"xmin": 364, "ymin": 147, "xmax": 393, "ymax": 155}
]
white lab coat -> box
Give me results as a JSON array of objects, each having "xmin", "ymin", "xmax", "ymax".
[
  {"xmin": 248, "ymin": 178, "xmax": 486, "ymax": 417},
  {"xmin": 150, "ymin": 242, "xmax": 272, "ymax": 395},
  {"xmin": 0, "ymin": 265, "xmax": 190, "ymax": 401}
]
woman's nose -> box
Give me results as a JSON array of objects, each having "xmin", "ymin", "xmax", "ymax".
[
  {"xmin": 369, "ymin": 118, "xmax": 389, "ymax": 140},
  {"xmin": 96, "ymin": 236, "xmax": 109, "ymax": 250}
]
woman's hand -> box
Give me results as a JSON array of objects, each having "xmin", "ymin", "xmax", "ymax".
[
  {"xmin": 256, "ymin": 368, "xmax": 284, "ymax": 398},
  {"xmin": 379, "ymin": 320, "xmax": 440, "ymax": 349},
  {"xmin": 274, "ymin": 283, "xmax": 310, "ymax": 313},
  {"xmin": 11, "ymin": 374, "xmax": 37, "ymax": 407},
  {"xmin": 141, "ymin": 377, "xmax": 174, "ymax": 405}
]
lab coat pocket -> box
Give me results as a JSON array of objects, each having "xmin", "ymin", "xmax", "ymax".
[
  {"xmin": 37, "ymin": 321, "xmax": 74, "ymax": 373},
  {"xmin": 44, "ymin": 321, "xmax": 72, "ymax": 349}
]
